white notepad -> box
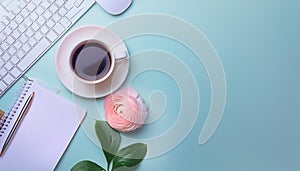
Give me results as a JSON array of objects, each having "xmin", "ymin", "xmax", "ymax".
[{"xmin": 0, "ymin": 79, "xmax": 86, "ymax": 170}]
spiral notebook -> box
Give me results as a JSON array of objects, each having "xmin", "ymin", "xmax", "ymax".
[{"xmin": 0, "ymin": 78, "xmax": 86, "ymax": 170}]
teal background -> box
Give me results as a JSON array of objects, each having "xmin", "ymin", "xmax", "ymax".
[{"xmin": 1, "ymin": 0, "xmax": 300, "ymax": 170}]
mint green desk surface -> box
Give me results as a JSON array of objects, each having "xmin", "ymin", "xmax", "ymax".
[{"xmin": 0, "ymin": 0, "xmax": 300, "ymax": 170}]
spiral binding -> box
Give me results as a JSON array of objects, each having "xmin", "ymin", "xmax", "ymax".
[{"xmin": 0, "ymin": 79, "xmax": 33, "ymax": 137}]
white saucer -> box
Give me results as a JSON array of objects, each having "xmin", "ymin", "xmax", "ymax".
[{"xmin": 55, "ymin": 26, "xmax": 129, "ymax": 98}]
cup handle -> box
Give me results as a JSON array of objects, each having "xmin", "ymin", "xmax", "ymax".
[{"xmin": 114, "ymin": 50, "xmax": 128, "ymax": 60}]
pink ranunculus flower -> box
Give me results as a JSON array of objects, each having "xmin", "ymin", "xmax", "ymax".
[{"xmin": 104, "ymin": 87, "xmax": 148, "ymax": 132}]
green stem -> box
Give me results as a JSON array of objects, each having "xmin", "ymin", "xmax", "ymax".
[{"xmin": 107, "ymin": 162, "xmax": 111, "ymax": 171}]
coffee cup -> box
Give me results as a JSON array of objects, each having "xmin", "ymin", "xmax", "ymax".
[{"xmin": 69, "ymin": 39, "xmax": 127, "ymax": 84}]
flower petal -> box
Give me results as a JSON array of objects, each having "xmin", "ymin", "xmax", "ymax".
[{"xmin": 104, "ymin": 87, "xmax": 148, "ymax": 132}]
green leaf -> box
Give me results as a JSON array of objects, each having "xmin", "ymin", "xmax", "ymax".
[
  {"xmin": 95, "ymin": 120, "xmax": 121, "ymax": 164},
  {"xmin": 112, "ymin": 143, "xmax": 147, "ymax": 170},
  {"xmin": 71, "ymin": 160, "xmax": 105, "ymax": 171}
]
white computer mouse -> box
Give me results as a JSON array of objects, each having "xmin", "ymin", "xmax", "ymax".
[{"xmin": 95, "ymin": 0, "xmax": 132, "ymax": 15}]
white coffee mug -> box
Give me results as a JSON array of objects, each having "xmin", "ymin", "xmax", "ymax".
[{"xmin": 69, "ymin": 39, "xmax": 127, "ymax": 84}]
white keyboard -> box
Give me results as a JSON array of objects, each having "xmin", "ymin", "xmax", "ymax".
[{"xmin": 0, "ymin": 0, "xmax": 95, "ymax": 97}]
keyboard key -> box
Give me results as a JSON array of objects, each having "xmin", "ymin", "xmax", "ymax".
[
  {"xmin": 18, "ymin": 24, "xmax": 27, "ymax": 33},
  {"xmin": 16, "ymin": 49, "xmax": 26, "ymax": 59},
  {"xmin": 37, "ymin": 17, "xmax": 46, "ymax": 25},
  {"xmin": 56, "ymin": 0, "xmax": 65, "ymax": 7},
  {"xmin": 64, "ymin": 2, "xmax": 73, "ymax": 10},
  {"xmin": 8, "ymin": 47, "xmax": 17, "ymax": 56},
  {"xmin": 0, "ymin": 68, "xmax": 7, "ymax": 77},
  {"xmin": 3, "ymin": 73, "xmax": 14, "ymax": 85},
  {"xmin": 40, "ymin": 25, "xmax": 49, "ymax": 34},
  {"xmin": 1, "ymin": 16, "xmax": 10, "ymax": 25},
  {"xmin": 52, "ymin": 13, "xmax": 61, "ymax": 22},
  {"xmin": 6, "ymin": 36, "xmax": 15, "ymax": 45},
  {"xmin": 13, "ymin": 40, "xmax": 22, "ymax": 49},
  {"xmin": 28, "ymin": 38, "xmax": 37, "ymax": 47},
  {"xmin": 60, "ymin": 17, "xmax": 72, "ymax": 28},
  {"xmin": 0, "ymin": 33, "xmax": 6, "ymax": 42},
  {"xmin": 33, "ymin": 0, "xmax": 42, "ymax": 6},
  {"xmin": 48, "ymin": 0, "xmax": 56, "ymax": 4},
  {"xmin": 22, "ymin": 43, "xmax": 31, "ymax": 53},
  {"xmin": 1, "ymin": 0, "xmax": 13, "ymax": 8},
  {"xmin": 46, "ymin": 19, "xmax": 55, "ymax": 28},
  {"xmin": 27, "ymin": 3, "xmax": 36, "ymax": 12},
  {"xmin": 59, "ymin": 7, "xmax": 68, "ymax": 16},
  {"xmin": 12, "ymin": 6, "xmax": 22, "ymax": 15},
  {"xmin": 49, "ymin": 5, "xmax": 58, "ymax": 14},
  {"xmin": 15, "ymin": 15, "xmax": 24, "ymax": 24},
  {"xmin": 41, "ymin": 1, "xmax": 51, "ymax": 9},
  {"xmin": 0, "ymin": 23, "xmax": 5, "ymax": 32},
  {"xmin": 12, "ymin": 30, "xmax": 21, "ymax": 39},
  {"xmin": 4, "ymin": 61, "xmax": 14, "ymax": 70},
  {"xmin": 66, "ymin": 7, "xmax": 80, "ymax": 19},
  {"xmin": 34, "ymin": 32, "xmax": 43, "ymax": 41},
  {"xmin": 11, "ymin": 56, "xmax": 20, "ymax": 65},
  {"xmin": 46, "ymin": 30, "xmax": 58, "ymax": 42},
  {"xmin": 11, "ymin": 67, "xmax": 22, "ymax": 78},
  {"xmin": 35, "ymin": 6, "xmax": 45, "ymax": 15},
  {"xmin": 25, "ymin": 28, "xmax": 34, "ymax": 37},
  {"xmin": 19, "ymin": 34, "xmax": 28, "ymax": 44},
  {"xmin": 18, "ymin": 1, "xmax": 27, "ymax": 9},
  {"xmin": 74, "ymin": 0, "xmax": 84, "ymax": 7},
  {"xmin": 29, "ymin": 12, "xmax": 38, "ymax": 21},
  {"xmin": 18, "ymin": 38, "xmax": 51, "ymax": 71},
  {"xmin": 3, "ymin": 27, "xmax": 13, "ymax": 35},
  {"xmin": 2, "ymin": 53, "xmax": 10, "ymax": 61},
  {"xmin": 31, "ymin": 22, "xmax": 40, "ymax": 32},
  {"xmin": 1, "ymin": 42, "xmax": 9, "ymax": 51},
  {"xmin": 9, "ymin": 21, "xmax": 18, "ymax": 30},
  {"xmin": 24, "ymin": 18, "xmax": 32, "ymax": 27},
  {"xmin": 53, "ymin": 23, "xmax": 65, "ymax": 35},
  {"xmin": 0, "ymin": 59, "xmax": 4, "ymax": 67},
  {"xmin": 0, "ymin": 82, "xmax": 8, "ymax": 92},
  {"xmin": 43, "ymin": 10, "xmax": 52, "ymax": 20},
  {"xmin": 21, "ymin": 8, "xmax": 30, "ymax": 18},
  {"xmin": 6, "ymin": 13, "xmax": 16, "ymax": 21}
]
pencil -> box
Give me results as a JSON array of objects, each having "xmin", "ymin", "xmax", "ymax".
[{"xmin": 0, "ymin": 92, "xmax": 35, "ymax": 156}]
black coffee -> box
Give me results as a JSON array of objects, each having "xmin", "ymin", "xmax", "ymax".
[{"xmin": 71, "ymin": 41, "xmax": 111, "ymax": 81}]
